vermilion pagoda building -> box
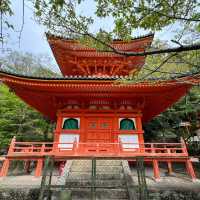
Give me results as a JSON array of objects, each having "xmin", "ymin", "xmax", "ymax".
[{"xmin": 0, "ymin": 33, "xmax": 198, "ymax": 181}]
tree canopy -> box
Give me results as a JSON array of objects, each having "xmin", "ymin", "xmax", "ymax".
[
  {"xmin": 0, "ymin": 51, "xmax": 57, "ymax": 150},
  {"xmin": 0, "ymin": 0, "xmax": 200, "ymax": 80},
  {"xmin": 1, "ymin": 1, "xmax": 200, "ymax": 47}
]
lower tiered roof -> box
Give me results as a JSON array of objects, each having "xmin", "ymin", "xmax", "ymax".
[{"xmin": 0, "ymin": 70, "xmax": 199, "ymax": 122}]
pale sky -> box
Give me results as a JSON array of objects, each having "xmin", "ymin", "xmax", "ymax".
[{"xmin": 0, "ymin": 0, "xmax": 180, "ymax": 72}]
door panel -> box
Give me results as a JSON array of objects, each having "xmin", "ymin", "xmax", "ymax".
[{"xmin": 86, "ymin": 117, "xmax": 112, "ymax": 143}]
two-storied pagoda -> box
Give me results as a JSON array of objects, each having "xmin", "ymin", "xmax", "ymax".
[{"xmin": 0, "ymin": 33, "xmax": 198, "ymax": 181}]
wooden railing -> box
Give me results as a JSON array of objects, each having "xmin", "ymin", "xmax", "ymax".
[{"xmin": 6, "ymin": 137, "xmax": 188, "ymax": 158}]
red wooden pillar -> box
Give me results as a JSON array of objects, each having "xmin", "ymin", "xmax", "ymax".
[
  {"xmin": 136, "ymin": 116, "xmax": 144, "ymax": 141},
  {"xmin": 113, "ymin": 116, "xmax": 118, "ymax": 143},
  {"xmin": 167, "ymin": 161, "xmax": 173, "ymax": 175},
  {"xmin": 35, "ymin": 159, "xmax": 43, "ymax": 177},
  {"xmin": 136, "ymin": 116, "xmax": 144, "ymax": 153},
  {"xmin": 153, "ymin": 159, "xmax": 160, "ymax": 181},
  {"xmin": 79, "ymin": 115, "xmax": 84, "ymax": 142},
  {"xmin": 186, "ymin": 159, "xmax": 196, "ymax": 181},
  {"xmin": 54, "ymin": 114, "xmax": 63, "ymax": 143},
  {"xmin": 0, "ymin": 159, "xmax": 10, "ymax": 177}
]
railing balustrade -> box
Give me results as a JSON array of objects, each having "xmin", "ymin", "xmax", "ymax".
[{"xmin": 7, "ymin": 138, "xmax": 188, "ymax": 157}]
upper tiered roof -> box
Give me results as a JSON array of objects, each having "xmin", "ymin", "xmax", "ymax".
[{"xmin": 47, "ymin": 33, "xmax": 154, "ymax": 77}]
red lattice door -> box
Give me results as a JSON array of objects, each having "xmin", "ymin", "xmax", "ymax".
[{"xmin": 86, "ymin": 117, "xmax": 113, "ymax": 143}]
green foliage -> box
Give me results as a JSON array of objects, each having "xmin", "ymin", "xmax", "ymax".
[
  {"xmin": 0, "ymin": 51, "xmax": 57, "ymax": 149},
  {"xmin": 0, "ymin": 85, "xmax": 54, "ymax": 149},
  {"xmin": 0, "ymin": 0, "xmax": 13, "ymax": 16},
  {"xmin": 34, "ymin": 0, "xmax": 200, "ymax": 39},
  {"xmin": 144, "ymin": 88, "xmax": 200, "ymax": 142},
  {"xmin": 79, "ymin": 30, "xmax": 113, "ymax": 51},
  {"xmin": 122, "ymin": 40, "xmax": 200, "ymax": 82},
  {"xmin": 1, "ymin": 0, "xmax": 200, "ymax": 57},
  {"xmin": 94, "ymin": 0, "xmax": 200, "ymax": 38}
]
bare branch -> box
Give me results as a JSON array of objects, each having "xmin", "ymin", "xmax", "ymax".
[
  {"xmin": 139, "ymin": 6, "xmax": 200, "ymax": 22},
  {"xmin": 0, "ymin": 1, "xmax": 3, "ymax": 46},
  {"xmin": 142, "ymin": 66, "xmax": 185, "ymax": 76},
  {"xmin": 38, "ymin": 1, "xmax": 200, "ymax": 59},
  {"xmin": 176, "ymin": 54, "xmax": 200, "ymax": 69},
  {"xmin": 104, "ymin": 43, "xmax": 200, "ymax": 57},
  {"xmin": 55, "ymin": 16, "xmax": 200, "ymax": 57},
  {"xmin": 139, "ymin": 53, "xmax": 178, "ymax": 80},
  {"xmin": 171, "ymin": 40, "xmax": 183, "ymax": 47},
  {"xmin": 18, "ymin": 0, "xmax": 25, "ymax": 48}
]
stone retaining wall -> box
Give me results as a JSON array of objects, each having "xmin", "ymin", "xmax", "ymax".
[{"xmin": 0, "ymin": 188, "xmax": 200, "ymax": 200}]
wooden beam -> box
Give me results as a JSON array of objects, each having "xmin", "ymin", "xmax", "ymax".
[
  {"xmin": 77, "ymin": 64, "xmax": 88, "ymax": 74},
  {"xmin": 86, "ymin": 65, "xmax": 91, "ymax": 75}
]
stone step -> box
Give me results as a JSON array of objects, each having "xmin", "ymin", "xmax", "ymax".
[
  {"xmin": 96, "ymin": 160, "xmax": 122, "ymax": 166},
  {"xmin": 70, "ymin": 165, "xmax": 123, "ymax": 172},
  {"xmin": 64, "ymin": 179, "xmax": 126, "ymax": 188},
  {"xmin": 73, "ymin": 198, "xmax": 128, "ymax": 200},
  {"xmin": 73, "ymin": 199, "xmax": 128, "ymax": 200},
  {"xmin": 71, "ymin": 188, "xmax": 129, "ymax": 199},
  {"xmin": 71, "ymin": 160, "xmax": 122, "ymax": 167},
  {"xmin": 68, "ymin": 172, "xmax": 125, "ymax": 180},
  {"xmin": 54, "ymin": 159, "xmax": 130, "ymax": 199},
  {"xmin": 49, "ymin": 189, "xmax": 129, "ymax": 200}
]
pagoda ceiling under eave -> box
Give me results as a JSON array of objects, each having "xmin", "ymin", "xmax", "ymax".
[{"xmin": 53, "ymin": 49, "xmax": 146, "ymax": 76}]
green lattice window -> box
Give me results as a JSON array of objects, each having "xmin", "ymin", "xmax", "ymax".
[
  {"xmin": 120, "ymin": 118, "xmax": 135, "ymax": 130},
  {"xmin": 63, "ymin": 118, "xmax": 79, "ymax": 129}
]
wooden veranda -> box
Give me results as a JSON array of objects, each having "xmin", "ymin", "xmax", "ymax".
[{"xmin": 0, "ymin": 137, "xmax": 196, "ymax": 181}]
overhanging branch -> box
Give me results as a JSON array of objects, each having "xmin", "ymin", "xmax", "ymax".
[
  {"xmin": 106, "ymin": 43, "xmax": 200, "ymax": 57},
  {"xmin": 42, "ymin": 7, "xmax": 200, "ymax": 57}
]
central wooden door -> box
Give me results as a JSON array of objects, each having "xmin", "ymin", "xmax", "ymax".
[{"xmin": 86, "ymin": 117, "xmax": 113, "ymax": 143}]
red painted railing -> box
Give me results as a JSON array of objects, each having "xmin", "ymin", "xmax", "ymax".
[{"xmin": 6, "ymin": 137, "xmax": 188, "ymax": 158}]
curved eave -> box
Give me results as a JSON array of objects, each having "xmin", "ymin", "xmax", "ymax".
[
  {"xmin": 47, "ymin": 33, "xmax": 154, "ymax": 76},
  {"xmin": 0, "ymin": 70, "xmax": 195, "ymax": 89},
  {"xmin": 46, "ymin": 32, "xmax": 154, "ymax": 47},
  {"xmin": 0, "ymin": 71, "xmax": 199, "ymax": 123}
]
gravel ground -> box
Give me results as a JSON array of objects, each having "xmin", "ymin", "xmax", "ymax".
[
  {"xmin": 0, "ymin": 175, "xmax": 61, "ymax": 189},
  {"xmin": 0, "ymin": 162, "xmax": 200, "ymax": 192},
  {"xmin": 130, "ymin": 162, "xmax": 200, "ymax": 192}
]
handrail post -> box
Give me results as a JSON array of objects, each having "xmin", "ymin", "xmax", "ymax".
[
  {"xmin": 41, "ymin": 143, "xmax": 45, "ymax": 155},
  {"xmin": 8, "ymin": 136, "xmax": 16, "ymax": 155},
  {"xmin": 140, "ymin": 143, "xmax": 145, "ymax": 153},
  {"xmin": 151, "ymin": 143, "xmax": 155, "ymax": 154},
  {"xmin": 73, "ymin": 138, "xmax": 77, "ymax": 155},
  {"xmin": 180, "ymin": 137, "xmax": 188, "ymax": 155},
  {"xmin": 119, "ymin": 139, "xmax": 123, "ymax": 155},
  {"xmin": 52, "ymin": 142, "xmax": 57, "ymax": 155},
  {"xmin": 31, "ymin": 144, "xmax": 34, "ymax": 153}
]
